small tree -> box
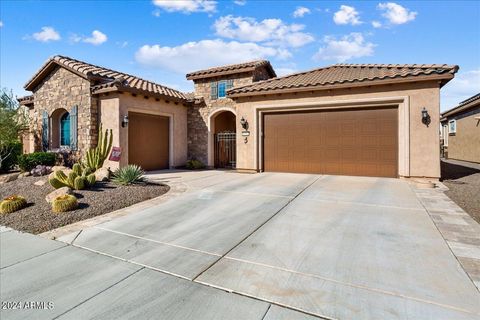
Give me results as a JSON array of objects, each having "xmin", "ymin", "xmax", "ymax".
[{"xmin": 0, "ymin": 88, "xmax": 29, "ymax": 170}]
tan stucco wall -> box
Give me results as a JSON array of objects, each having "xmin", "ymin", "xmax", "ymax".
[
  {"xmin": 446, "ymin": 111, "xmax": 480, "ymax": 163},
  {"xmin": 232, "ymin": 81, "xmax": 442, "ymax": 178},
  {"xmin": 99, "ymin": 93, "xmax": 188, "ymax": 170}
]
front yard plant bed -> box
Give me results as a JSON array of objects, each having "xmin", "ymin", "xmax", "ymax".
[{"xmin": 0, "ymin": 175, "xmax": 169, "ymax": 234}]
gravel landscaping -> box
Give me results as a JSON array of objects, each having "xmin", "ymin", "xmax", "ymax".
[
  {"xmin": 0, "ymin": 175, "xmax": 169, "ymax": 234},
  {"xmin": 441, "ymin": 160, "xmax": 480, "ymax": 223}
]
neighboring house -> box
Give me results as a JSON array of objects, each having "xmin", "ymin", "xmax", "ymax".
[
  {"xmin": 19, "ymin": 56, "xmax": 458, "ymax": 178},
  {"xmin": 440, "ymin": 93, "xmax": 480, "ymax": 163}
]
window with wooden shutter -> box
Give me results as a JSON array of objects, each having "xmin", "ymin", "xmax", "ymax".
[
  {"xmin": 42, "ymin": 111, "xmax": 49, "ymax": 151},
  {"xmin": 210, "ymin": 81, "xmax": 218, "ymax": 100},
  {"xmin": 70, "ymin": 105, "xmax": 78, "ymax": 150}
]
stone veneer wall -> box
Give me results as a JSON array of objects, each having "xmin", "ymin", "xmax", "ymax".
[
  {"xmin": 187, "ymin": 72, "xmax": 254, "ymax": 164},
  {"xmin": 30, "ymin": 66, "xmax": 98, "ymax": 155}
]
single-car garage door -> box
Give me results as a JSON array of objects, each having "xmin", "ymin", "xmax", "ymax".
[
  {"xmin": 263, "ymin": 107, "xmax": 398, "ymax": 177},
  {"xmin": 128, "ymin": 112, "xmax": 169, "ymax": 171}
]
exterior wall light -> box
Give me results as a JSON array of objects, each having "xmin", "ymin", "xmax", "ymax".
[
  {"xmin": 421, "ymin": 107, "xmax": 431, "ymax": 127},
  {"xmin": 121, "ymin": 115, "xmax": 129, "ymax": 128},
  {"xmin": 240, "ymin": 116, "xmax": 249, "ymax": 130}
]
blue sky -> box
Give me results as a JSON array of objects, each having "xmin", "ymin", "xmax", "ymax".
[{"xmin": 1, "ymin": 0, "xmax": 479, "ymax": 111}]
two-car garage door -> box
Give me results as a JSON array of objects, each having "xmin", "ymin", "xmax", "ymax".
[{"xmin": 263, "ymin": 107, "xmax": 398, "ymax": 178}]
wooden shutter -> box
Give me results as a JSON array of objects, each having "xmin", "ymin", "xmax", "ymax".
[
  {"xmin": 210, "ymin": 81, "xmax": 218, "ymax": 100},
  {"xmin": 42, "ymin": 111, "xmax": 49, "ymax": 151},
  {"xmin": 226, "ymin": 79, "xmax": 234, "ymax": 90},
  {"xmin": 70, "ymin": 105, "xmax": 78, "ymax": 150}
]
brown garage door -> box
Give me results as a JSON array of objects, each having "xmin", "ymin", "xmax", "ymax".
[
  {"xmin": 263, "ymin": 107, "xmax": 398, "ymax": 177},
  {"xmin": 128, "ymin": 112, "xmax": 169, "ymax": 171}
]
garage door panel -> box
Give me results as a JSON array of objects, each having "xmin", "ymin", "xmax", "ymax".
[
  {"xmin": 263, "ymin": 107, "xmax": 398, "ymax": 178},
  {"xmin": 128, "ymin": 112, "xmax": 169, "ymax": 171}
]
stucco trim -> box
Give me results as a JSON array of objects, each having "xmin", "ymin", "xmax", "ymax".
[
  {"xmin": 253, "ymin": 95, "xmax": 411, "ymax": 177},
  {"xmin": 207, "ymin": 107, "xmax": 237, "ymax": 167}
]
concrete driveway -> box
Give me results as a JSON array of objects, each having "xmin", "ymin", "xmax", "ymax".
[{"xmin": 1, "ymin": 171, "xmax": 479, "ymax": 320}]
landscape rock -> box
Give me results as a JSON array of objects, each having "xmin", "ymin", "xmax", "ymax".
[
  {"xmin": 45, "ymin": 187, "xmax": 73, "ymax": 203},
  {"xmin": 34, "ymin": 180, "xmax": 47, "ymax": 186},
  {"xmin": 0, "ymin": 172, "xmax": 20, "ymax": 184},
  {"xmin": 18, "ymin": 172, "xmax": 31, "ymax": 179},
  {"xmin": 95, "ymin": 167, "xmax": 110, "ymax": 182},
  {"xmin": 51, "ymin": 166, "xmax": 68, "ymax": 172}
]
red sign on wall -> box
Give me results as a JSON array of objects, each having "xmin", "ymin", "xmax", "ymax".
[{"xmin": 109, "ymin": 147, "xmax": 122, "ymax": 162}]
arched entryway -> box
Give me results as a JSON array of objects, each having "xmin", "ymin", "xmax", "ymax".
[
  {"xmin": 50, "ymin": 108, "xmax": 70, "ymax": 149},
  {"xmin": 211, "ymin": 110, "xmax": 236, "ymax": 169}
]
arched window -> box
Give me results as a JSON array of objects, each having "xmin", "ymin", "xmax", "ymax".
[{"xmin": 60, "ymin": 112, "xmax": 71, "ymax": 146}]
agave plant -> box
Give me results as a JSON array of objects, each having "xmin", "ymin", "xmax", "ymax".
[{"xmin": 112, "ymin": 165, "xmax": 145, "ymax": 186}]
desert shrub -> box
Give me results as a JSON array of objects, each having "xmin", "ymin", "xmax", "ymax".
[
  {"xmin": 0, "ymin": 195, "xmax": 27, "ymax": 214},
  {"xmin": 0, "ymin": 141, "xmax": 22, "ymax": 172},
  {"xmin": 112, "ymin": 164, "xmax": 145, "ymax": 185},
  {"xmin": 18, "ymin": 152, "xmax": 55, "ymax": 172},
  {"xmin": 186, "ymin": 159, "xmax": 205, "ymax": 170}
]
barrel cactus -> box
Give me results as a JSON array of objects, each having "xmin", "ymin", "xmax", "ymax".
[
  {"xmin": 49, "ymin": 162, "xmax": 96, "ymax": 190},
  {"xmin": 83, "ymin": 124, "xmax": 113, "ymax": 171},
  {"xmin": 52, "ymin": 195, "xmax": 78, "ymax": 213},
  {"xmin": 0, "ymin": 195, "xmax": 27, "ymax": 214}
]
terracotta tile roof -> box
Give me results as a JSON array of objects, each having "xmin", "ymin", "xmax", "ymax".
[
  {"xmin": 228, "ymin": 63, "xmax": 459, "ymax": 97},
  {"xmin": 186, "ymin": 60, "xmax": 276, "ymax": 80},
  {"xmin": 441, "ymin": 93, "xmax": 480, "ymax": 119},
  {"xmin": 17, "ymin": 95, "xmax": 34, "ymax": 106},
  {"xmin": 25, "ymin": 55, "xmax": 189, "ymax": 102}
]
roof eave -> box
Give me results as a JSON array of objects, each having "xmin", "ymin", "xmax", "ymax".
[
  {"xmin": 228, "ymin": 74, "xmax": 456, "ymax": 99},
  {"xmin": 24, "ymin": 59, "xmax": 91, "ymax": 91},
  {"xmin": 186, "ymin": 67, "xmax": 257, "ymax": 81},
  {"xmin": 92, "ymin": 85, "xmax": 189, "ymax": 104},
  {"xmin": 441, "ymin": 98, "xmax": 480, "ymax": 118}
]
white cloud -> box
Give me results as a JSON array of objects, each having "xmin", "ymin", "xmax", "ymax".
[
  {"xmin": 234, "ymin": 0, "xmax": 246, "ymax": 5},
  {"xmin": 293, "ymin": 6, "xmax": 311, "ymax": 18},
  {"xmin": 84, "ymin": 30, "xmax": 108, "ymax": 45},
  {"xmin": 275, "ymin": 67, "xmax": 297, "ymax": 76},
  {"xmin": 314, "ymin": 33, "xmax": 375, "ymax": 62},
  {"xmin": 71, "ymin": 30, "xmax": 107, "ymax": 45},
  {"xmin": 135, "ymin": 39, "xmax": 290, "ymax": 74},
  {"xmin": 152, "ymin": 0, "xmax": 216, "ymax": 13},
  {"xmin": 441, "ymin": 69, "xmax": 480, "ymax": 111},
  {"xmin": 0, "ymin": 21, "xmax": 3, "ymax": 28},
  {"xmin": 378, "ymin": 2, "xmax": 417, "ymax": 25},
  {"xmin": 31, "ymin": 26, "xmax": 61, "ymax": 42},
  {"xmin": 214, "ymin": 15, "xmax": 314, "ymax": 48},
  {"xmin": 333, "ymin": 5, "xmax": 362, "ymax": 25},
  {"xmin": 372, "ymin": 21, "xmax": 382, "ymax": 28},
  {"xmin": 117, "ymin": 41, "xmax": 128, "ymax": 48}
]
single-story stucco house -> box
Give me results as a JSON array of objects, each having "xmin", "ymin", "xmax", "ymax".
[
  {"xmin": 18, "ymin": 55, "xmax": 458, "ymax": 179},
  {"xmin": 440, "ymin": 93, "xmax": 480, "ymax": 163}
]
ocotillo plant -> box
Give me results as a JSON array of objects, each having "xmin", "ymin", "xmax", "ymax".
[{"xmin": 83, "ymin": 124, "xmax": 113, "ymax": 171}]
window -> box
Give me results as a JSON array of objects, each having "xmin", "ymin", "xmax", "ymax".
[
  {"xmin": 60, "ymin": 112, "xmax": 71, "ymax": 146},
  {"xmin": 218, "ymin": 81, "xmax": 226, "ymax": 98},
  {"xmin": 211, "ymin": 80, "xmax": 234, "ymax": 100},
  {"xmin": 448, "ymin": 119, "xmax": 456, "ymax": 134}
]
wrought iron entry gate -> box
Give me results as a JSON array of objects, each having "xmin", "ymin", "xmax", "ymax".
[{"xmin": 214, "ymin": 131, "xmax": 236, "ymax": 168}]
